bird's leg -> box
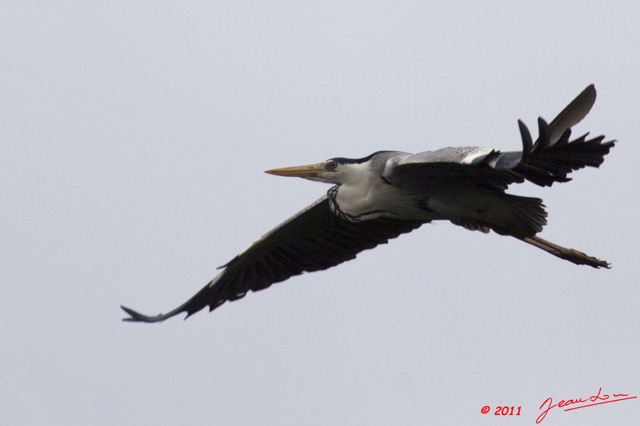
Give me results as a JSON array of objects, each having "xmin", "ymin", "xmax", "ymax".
[{"xmin": 518, "ymin": 235, "xmax": 611, "ymax": 269}]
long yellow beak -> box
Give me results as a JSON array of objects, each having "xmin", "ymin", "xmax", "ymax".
[{"xmin": 264, "ymin": 163, "xmax": 324, "ymax": 177}]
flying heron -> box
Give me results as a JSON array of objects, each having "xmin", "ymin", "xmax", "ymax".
[{"xmin": 122, "ymin": 85, "xmax": 614, "ymax": 323}]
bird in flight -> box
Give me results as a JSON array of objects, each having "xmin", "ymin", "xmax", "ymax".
[{"xmin": 122, "ymin": 85, "xmax": 614, "ymax": 323}]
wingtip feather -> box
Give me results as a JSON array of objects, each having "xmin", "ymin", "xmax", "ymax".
[{"xmin": 120, "ymin": 305, "xmax": 170, "ymax": 323}]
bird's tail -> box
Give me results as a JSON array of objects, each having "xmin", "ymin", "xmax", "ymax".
[
  {"xmin": 483, "ymin": 193, "xmax": 548, "ymax": 237},
  {"xmin": 450, "ymin": 193, "xmax": 547, "ymax": 238},
  {"xmin": 517, "ymin": 235, "xmax": 610, "ymax": 269}
]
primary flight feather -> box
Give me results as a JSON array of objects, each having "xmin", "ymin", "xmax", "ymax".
[{"xmin": 122, "ymin": 85, "xmax": 614, "ymax": 323}]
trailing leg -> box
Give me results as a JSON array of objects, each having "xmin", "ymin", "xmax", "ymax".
[{"xmin": 517, "ymin": 234, "xmax": 610, "ymax": 269}]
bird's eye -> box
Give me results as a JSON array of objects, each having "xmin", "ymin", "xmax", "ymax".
[{"xmin": 326, "ymin": 161, "xmax": 338, "ymax": 170}]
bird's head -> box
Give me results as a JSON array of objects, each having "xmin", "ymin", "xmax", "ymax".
[
  {"xmin": 265, "ymin": 158, "xmax": 355, "ymax": 185},
  {"xmin": 266, "ymin": 151, "xmax": 398, "ymax": 186}
]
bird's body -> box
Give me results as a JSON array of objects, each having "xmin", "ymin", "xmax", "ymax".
[
  {"xmin": 122, "ymin": 85, "xmax": 615, "ymax": 323},
  {"xmin": 324, "ymin": 150, "xmax": 545, "ymax": 236}
]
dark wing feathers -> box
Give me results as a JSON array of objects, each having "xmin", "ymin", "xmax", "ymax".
[
  {"xmin": 482, "ymin": 85, "xmax": 614, "ymax": 187},
  {"xmin": 390, "ymin": 85, "xmax": 614, "ymax": 190},
  {"xmin": 121, "ymin": 196, "xmax": 422, "ymax": 322},
  {"xmin": 513, "ymin": 130, "xmax": 612, "ymax": 186},
  {"xmin": 547, "ymin": 83, "xmax": 597, "ymax": 145}
]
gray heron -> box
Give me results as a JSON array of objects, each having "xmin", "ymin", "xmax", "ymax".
[{"xmin": 122, "ymin": 85, "xmax": 614, "ymax": 323}]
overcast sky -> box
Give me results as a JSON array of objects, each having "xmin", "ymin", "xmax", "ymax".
[{"xmin": 3, "ymin": 2, "xmax": 639, "ymax": 425}]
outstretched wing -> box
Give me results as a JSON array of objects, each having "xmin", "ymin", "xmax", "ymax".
[
  {"xmin": 386, "ymin": 85, "xmax": 615, "ymax": 190},
  {"xmin": 121, "ymin": 196, "xmax": 422, "ymax": 322}
]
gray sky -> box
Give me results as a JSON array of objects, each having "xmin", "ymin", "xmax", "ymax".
[{"xmin": 3, "ymin": 1, "xmax": 639, "ymax": 425}]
